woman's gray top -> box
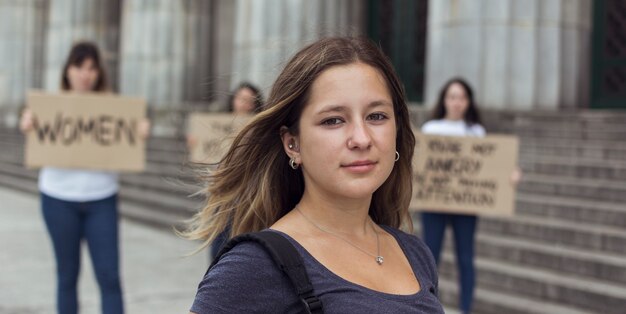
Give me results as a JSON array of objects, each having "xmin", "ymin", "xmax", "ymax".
[{"xmin": 191, "ymin": 225, "xmax": 444, "ymax": 313}]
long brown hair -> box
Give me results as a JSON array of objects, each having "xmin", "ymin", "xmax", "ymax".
[
  {"xmin": 182, "ymin": 37, "xmax": 415, "ymax": 250},
  {"xmin": 61, "ymin": 41, "xmax": 108, "ymax": 92}
]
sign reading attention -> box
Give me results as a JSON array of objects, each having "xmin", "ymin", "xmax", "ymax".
[
  {"xmin": 411, "ymin": 132, "xmax": 519, "ymax": 216},
  {"xmin": 25, "ymin": 91, "xmax": 146, "ymax": 171}
]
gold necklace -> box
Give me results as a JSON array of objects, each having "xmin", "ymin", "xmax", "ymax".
[{"xmin": 295, "ymin": 206, "xmax": 384, "ymax": 265}]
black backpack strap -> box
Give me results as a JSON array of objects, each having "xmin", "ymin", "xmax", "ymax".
[{"xmin": 210, "ymin": 230, "xmax": 324, "ymax": 314}]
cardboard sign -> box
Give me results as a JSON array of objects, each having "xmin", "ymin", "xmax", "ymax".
[
  {"xmin": 187, "ymin": 113, "xmax": 252, "ymax": 163},
  {"xmin": 25, "ymin": 91, "xmax": 146, "ymax": 171},
  {"xmin": 411, "ymin": 132, "xmax": 519, "ymax": 216}
]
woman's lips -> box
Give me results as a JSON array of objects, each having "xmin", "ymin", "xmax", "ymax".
[{"xmin": 341, "ymin": 160, "xmax": 377, "ymax": 173}]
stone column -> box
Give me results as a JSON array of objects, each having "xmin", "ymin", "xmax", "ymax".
[
  {"xmin": 118, "ymin": 0, "xmax": 212, "ymax": 135},
  {"xmin": 230, "ymin": 0, "xmax": 365, "ymax": 95},
  {"xmin": 210, "ymin": 0, "xmax": 237, "ymax": 107},
  {"xmin": 118, "ymin": 0, "xmax": 212, "ymax": 107},
  {"xmin": 0, "ymin": 0, "xmax": 47, "ymax": 127},
  {"xmin": 44, "ymin": 0, "xmax": 121, "ymax": 92},
  {"xmin": 424, "ymin": 0, "xmax": 592, "ymax": 110}
]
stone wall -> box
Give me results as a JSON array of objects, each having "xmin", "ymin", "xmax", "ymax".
[{"xmin": 425, "ymin": 0, "xmax": 592, "ymax": 110}]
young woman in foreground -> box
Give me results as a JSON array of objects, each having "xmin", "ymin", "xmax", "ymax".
[{"xmin": 185, "ymin": 37, "xmax": 443, "ymax": 313}]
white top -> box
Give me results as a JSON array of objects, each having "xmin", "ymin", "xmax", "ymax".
[
  {"xmin": 421, "ymin": 119, "xmax": 486, "ymax": 138},
  {"xmin": 39, "ymin": 167, "xmax": 119, "ymax": 202}
]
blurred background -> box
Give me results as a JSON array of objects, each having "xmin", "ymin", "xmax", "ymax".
[{"xmin": 1, "ymin": 0, "xmax": 625, "ymax": 313}]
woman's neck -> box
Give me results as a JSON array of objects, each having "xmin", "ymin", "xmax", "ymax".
[
  {"xmin": 443, "ymin": 116, "xmax": 464, "ymax": 122},
  {"xmin": 296, "ymin": 191, "xmax": 373, "ymax": 236}
]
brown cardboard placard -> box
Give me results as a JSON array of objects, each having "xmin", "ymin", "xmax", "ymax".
[
  {"xmin": 187, "ymin": 113, "xmax": 252, "ymax": 164},
  {"xmin": 411, "ymin": 132, "xmax": 519, "ymax": 217},
  {"xmin": 25, "ymin": 91, "xmax": 146, "ymax": 172}
]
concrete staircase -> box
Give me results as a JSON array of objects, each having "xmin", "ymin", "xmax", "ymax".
[
  {"xmin": 0, "ymin": 130, "xmax": 202, "ymax": 231},
  {"xmin": 2, "ymin": 109, "xmax": 626, "ymax": 313},
  {"xmin": 415, "ymin": 110, "xmax": 626, "ymax": 314}
]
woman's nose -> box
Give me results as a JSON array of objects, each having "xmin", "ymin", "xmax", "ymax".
[{"xmin": 347, "ymin": 122, "xmax": 372, "ymax": 149}]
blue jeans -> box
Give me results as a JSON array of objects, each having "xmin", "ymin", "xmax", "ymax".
[
  {"xmin": 421, "ymin": 212, "xmax": 477, "ymax": 313},
  {"xmin": 41, "ymin": 193, "xmax": 124, "ymax": 314}
]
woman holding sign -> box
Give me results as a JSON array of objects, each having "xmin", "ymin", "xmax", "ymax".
[
  {"xmin": 212, "ymin": 82, "xmax": 263, "ymax": 259},
  {"xmin": 185, "ymin": 82, "xmax": 264, "ymax": 260},
  {"xmin": 20, "ymin": 42, "xmax": 148, "ymax": 314},
  {"xmin": 421, "ymin": 78, "xmax": 521, "ymax": 314},
  {"xmin": 184, "ymin": 37, "xmax": 443, "ymax": 313}
]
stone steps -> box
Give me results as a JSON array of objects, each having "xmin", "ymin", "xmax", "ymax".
[
  {"xmin": 512, "ymin": 128, "xmax": 626, "ymax": 141},
  {"xmin": 414, "ymin": 213, "xmax": 626, "ymax": 286},
  {"xmin": 519, "ymin": 140, "xmax": 626, "ymax": 161},
  {"xmin": 0, "ymin": 160, "xmax": 38, "ymax": 182},
  {"xmin": 0, "ymin": 172, "xmax": 201, "ymax": 233},
  {"xmin": 0, "ymin": 171, "xmax": 37, "ymax": 195},
  {"xmin": 519, "ymin": 173, "xmax": 626, "ymax": 203},
  {"xmin": 519, "ymin": 157, "xmax": 626, "ymax": 180},
  {"xmin": 119, "ymin": 196, "xmax": 193, "ymax": 232},
  {"xmin": 471, "ymin": 233, "xmax": 626, "ymax": 286},
  {"xmin": 479, "ymin": 214, "xmax": 626, "ymax": 255},
  {"xmin": 120, "ymin": 172, "xmax": 198, "ymax": 194},
  {"xmin": 515, "ymin": 192, "xmax": 626, "ymax": 229},
  {"xmin": 481, "ymin": 109, "xmax": 626, "ymax": 128},
  {"xmin": 507, "ymin": 117, "xmax": 626, "ymax": 128},
  {"xmin": 440, "ymin": 252, "xmax": 626, "ymax": 314},
  {"xmin": 118, "ymin": 184, "xmax": 201, "ymax": 218},
  {"xmin": 0, "ymin": 150, "xmax": 193, "ymax": 186},
  {"xmin": 0, "ymin": 151, "xmax": 191, "ymax": 181},
  {"xmin": 0, "ymin": 146, "xmax": 202, "ymax": 232},
  {"xmin": 520, "ymin": 137, "xmax": 626, "ymax": 149},
  {"xmin": 437, "ymin": 277, "xmax": 595, "ymax": 314}
]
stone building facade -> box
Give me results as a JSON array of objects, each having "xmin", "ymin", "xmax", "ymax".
[{"xmin": 0, "ymin": 0, "xmax": 622, "ymax": 132}]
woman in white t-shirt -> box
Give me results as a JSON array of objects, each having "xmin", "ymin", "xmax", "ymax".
[
  {"xmin": 420, "ymin": 78, "xmax": 485, "ymax": 314},
  {"xmin": 20, "ymin": 42, "xmax": 148, "ymax": 314}
]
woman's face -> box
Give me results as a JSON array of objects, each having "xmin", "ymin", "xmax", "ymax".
[
  {"xmin": 232, "ymin": 87, "xmax": 257, "ymax": 114},
  {"xmin": 285, "ymin": 62, "xmax": 397, "ymax": 201},
  {"xmin": 66, "ymin": 58, "xmax": 99, "ymax": 92},
  {"xmin": 443, "ymin": 82, "xmax": 469, "ymax": 121}
]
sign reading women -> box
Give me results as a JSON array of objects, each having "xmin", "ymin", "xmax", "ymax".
[
  {"xmin": 411, "ymin": 132, "xmax": 519, "ymax": 216},
  {"xmin": 25, "ymin": 91, "xmax": 146, "ymax": 171}
]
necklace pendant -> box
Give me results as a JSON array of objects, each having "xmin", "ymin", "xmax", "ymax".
[{"xmin": 376, "ymin": 256, "xmax": 384, "ymax": 265}]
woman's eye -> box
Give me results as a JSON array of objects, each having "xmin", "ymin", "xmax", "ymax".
[
  {"xmin": 321, "ymin": 118, "xmax": 344, "ymax": 125},
  {"xmin": 368, "ymin": 113, "xmax": 388, "ymax": 121}
]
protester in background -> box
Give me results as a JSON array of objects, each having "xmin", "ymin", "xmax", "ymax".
[
  {"xmin": 185, "ymin": 82, "xmax": 264, "ymax": 260},
  {"xmin": 184, "ymin": 37, "xmax": 444, "ymax": 313},
  {"xmin": 227, "ymin": 82, "xmax": 264, "ymax": 114},
  {"xmin": 186, "ymin": 82, "xmax": 263, "ymax": 150},
  {"xmin": 19, "ymin": 41, "xmax": 150, "ymax": 314},
  {"xmin": 210, "ymin": 82, "xmax": 263, "ymax": 258},
  {"xmin": 420, "ymin": 77, "xmax": 521, "ymax": 314}
]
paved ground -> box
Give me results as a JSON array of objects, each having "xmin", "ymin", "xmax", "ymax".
[
  {"xmin": 0, "ymin": 187, "xmax": 207, "ymax": 314},
  {"xmin": 0, "ymin": 186, "xmax": 460, "ymax": 314}
]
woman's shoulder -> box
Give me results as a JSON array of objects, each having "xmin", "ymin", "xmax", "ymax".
[
  {"xmin": 468, "ymin": 123, "xmax": 486, "ymax": 136},
  {"xmin": 191, "ymin": 241, "xmax": 299, "ymax": 313},
  {"xmin": 420, "ymin": 119, "xmax": 443, "ymax": 132}
]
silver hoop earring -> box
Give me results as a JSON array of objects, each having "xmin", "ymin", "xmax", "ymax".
[
  {"xmin": 289, "ymin": 157, "xmax": 299, "ymax": 170},
  {"xmin": 394, "ymin": 151, "xmax": 400, "ymax": 162}
]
